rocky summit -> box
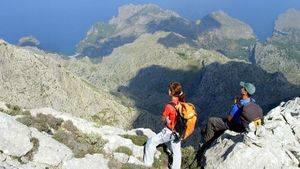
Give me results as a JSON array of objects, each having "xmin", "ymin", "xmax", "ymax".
[{"xmin": 204, "ymin": 97, "xmax": 300, "ymax": 169}]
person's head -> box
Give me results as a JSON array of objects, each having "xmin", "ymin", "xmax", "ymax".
[
  {"xmin": 240, "ymin": 81, "xmax": 255, "ymax": 98},
  {"xmin": 168, "ymin": 82, "xmax": 185, "ymax": 102}
]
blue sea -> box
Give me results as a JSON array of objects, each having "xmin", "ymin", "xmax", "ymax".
[{"xmin": 1, "ymin": 0, "xmax": 299, "ymax": 55}]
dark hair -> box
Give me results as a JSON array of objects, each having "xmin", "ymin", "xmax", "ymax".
[{"xmin": 168, "ymin": 82, "xmax": 186, "ymax": 102}]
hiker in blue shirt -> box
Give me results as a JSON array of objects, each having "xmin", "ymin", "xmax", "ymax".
[
  {"xmin": 196, "ymin": 82, "xmax": 263, "ymax": 167},
  {"xmin": 201, "ymin": 81, "xmax": 260, "ymax": 143}
]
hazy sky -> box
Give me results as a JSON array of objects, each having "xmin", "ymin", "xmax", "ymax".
[{"xmin": 1, "ymin": 0, "xmax": 300, "ymax": 54}]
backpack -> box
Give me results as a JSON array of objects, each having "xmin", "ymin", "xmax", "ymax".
[{"xmin": 169, "ymin": 102, "xmax": 197, "ymax": 140}]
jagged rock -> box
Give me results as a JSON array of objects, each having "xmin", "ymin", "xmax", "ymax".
[
  {"xmin": 62, "ymin": 154, "xmax": 109, "ymax": 169},
  {"xmin": 0, "ymin": 113, "xmax": 33, "ymax": 157},
  {"xmin": 204, "ymin": 97, "xmax": 300, "ymax": 169},
  {"xmin": 30, "ymin": 128, "xmax": 73, "ymax": 166}
]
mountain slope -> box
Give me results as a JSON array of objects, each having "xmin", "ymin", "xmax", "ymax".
[
  {"xmin": 67, "ymin": 32, "xmax": 300, "ymax": 131},
  {"xmin": 0, "ymin": 40, "xmax": 137, "ymax": 128},
  {"xmin": 253, "ymin": 9, "xmax": 300, "ymax": 84}
]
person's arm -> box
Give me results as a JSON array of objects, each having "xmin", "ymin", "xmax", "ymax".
[
  {"xmin": 227, "ymin": 104, "xmax": 239, "ymax": 122},
  {"xmin": 162, "ymin": 104, "xmax": 171, "ymax": 125}
]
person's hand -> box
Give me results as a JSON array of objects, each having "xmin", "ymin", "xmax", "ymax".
[{"xmin": 234, "ymin": 95, "xmax": 241, "ymax": 103}]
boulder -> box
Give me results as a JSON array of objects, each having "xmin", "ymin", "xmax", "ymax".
[
  {"xmin": 0, "ymin": 113, "xmax": 33, "ymax": 157},
  {"xmin": 30, "ymin": 128, "xmax": 73, "ymax": 166}
]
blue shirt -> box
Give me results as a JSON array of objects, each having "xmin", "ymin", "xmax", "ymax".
[{"xmin": 229, "ymin": 98, "xmax": 253, "ymax": 124}]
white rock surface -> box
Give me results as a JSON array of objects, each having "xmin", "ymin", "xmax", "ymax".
[
  {"xmin": 0, "ymin": 113, "xmax": 33, "ymax": 157},
  {"xmin": 62, "ymin": 154, "xmax": 109, "ymax": 169},
  {"xmin": 30, "ymin": 128, "xmax": 73, "ymax": 167},
  {"xmin": 204, "ymin": 97, "xmax": 300, "ymax": 169},
  {"xmin": 30, "ymin": 108, "xmax": 147, "ymax": 164}
]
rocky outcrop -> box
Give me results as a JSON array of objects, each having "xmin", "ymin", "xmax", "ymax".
[
  {"xmin": 18, "ymin": 36, "xmax": 40, "ymax": 47},
  {"xmin": 204, "ymin": 97, "xmax": 300, "ymax": 169},
  {"xmin": 0, "ymin": 113, "xmax": 33, "ymax": 157},
  {"xmin": 0, "ymin": 103, "xmax": 157, "ymax": 168}
]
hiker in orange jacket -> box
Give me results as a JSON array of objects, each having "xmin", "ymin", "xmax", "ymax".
[{"xmin": 144, "ymin": 82, "xmax": 186, "ymax": 169}]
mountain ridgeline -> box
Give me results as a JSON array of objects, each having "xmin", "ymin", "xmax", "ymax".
[
  {"xmin": 70, "ymin": 4, "xmax": 300, "ymax": 131},
  {"xmin": 0, "ymin": 4, "xmax": 299, "ymax": 134}
]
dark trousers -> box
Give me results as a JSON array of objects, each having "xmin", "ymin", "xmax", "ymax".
[{"xmin": 202, "ymin": 117, "xmax": 245, "ymax": 143}]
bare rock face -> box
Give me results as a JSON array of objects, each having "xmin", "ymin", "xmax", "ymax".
[
  {"xmin": 0, "ymin": 113, "xmax": 33, "ymax": 157},
  {"xmin": 204, "ymin": 97, "xmax": 300, "ymax": 169},
  {"xmin": 30, "ymin": 128, "xmax": 73, "ymax": 166},
  {"xmin": 62, "ymin": 154, "xmax": 109, "ymax": 169}
]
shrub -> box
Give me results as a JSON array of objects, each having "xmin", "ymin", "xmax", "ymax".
[
  {"xmin": 122, "ymin": 134, "xmax": 148, "ymax": 146},
  {"xmin": 181, "ymin": 146, "xmax": 198, "ymax": 169},
  {"xmin": 4, "ymin": 104, "xmax": 30, "ymax": 116},
  {"xmin": 87, "ymin": 109, "xmax": 119, "ymax": 127},
  {"xmin": 115, "ymin": 146, "xmax": 132, "ymax": 156},
  {"xmin": 53, "ymin": 120, "xmax": 106, "ymax": 158},
  {"xmin": 24, "ymin": 137, "xmax": 40, "ymax": 161},
  {"xmin": 16, "ymin": 113, "xmax": 63, "ymax": 134}
]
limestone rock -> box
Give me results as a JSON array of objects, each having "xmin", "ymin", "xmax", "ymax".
[
  {"xmin": 62, "ymin": 154, "xmax": 109, "ymax": 169},
  {"xmin": 204, "ymin": 97, "xmax": 300, "ymax": 169},
  {"xmin": 0, "ymin": 113, "xmax": 33, "ymax": 157},
  {"xmin": 30, "ymin": 128, "xmax": 73, "ymax": 166}
]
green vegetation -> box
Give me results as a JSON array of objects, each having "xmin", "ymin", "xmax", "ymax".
[
  {"xmin": 153, "ymin": 147, "xmax": 169, "ymax": 169},
  {"xmin": 84, "ymin": 109, "xmax": 119, "ymax": 127},
  {"xmin": 24, "ymin": 137, "xmax": 40, "ymax": 162},
  {"xmin": 108, "ymin": 159, "xmax": 148, "ymax": 169},
  {"xmin": 53, "ymin": 120, "xmax": 106, "ymax": 158},
  {"xmin": 4, "ymin": 104, "xmax": 30, "ymax": 116},
  {"xmin": 121, "ymin": 163, "xmax": 148, "ymax": 169},
  {"xmin": 13, "ymin": 108, "xmax": 106, "ymax": 158},
  {"xmin": 121, "ymin": 134, "xmax": 148, "ymax": 146},
  {"xmin": 270, "ymin": 32, "xmax": 300, "ymax": 62},
  {"xmin": 17, "ymin": 113, "xmax": 63, "ymax": 134},
  {"xmin": 200, "ymin": 37, "xmax": 256, "ymax": 61},
  {"xmin": 181, "ymin": 146, "xmax": 198, "ymax": 169},
  {"xmin": 115, "ymin": 146, "xmax": 133, "ymax": 156},
  {"xmin": 176, "ymin": 52, "xmax": 189, "ymax": 60}
]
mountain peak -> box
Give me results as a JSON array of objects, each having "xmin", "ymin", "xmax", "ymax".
[
  {"xmin": 199, "ymin": 10, "xmax": 255, "ymax": 40},
  {"xmin": 275, "ymin": 8, "xmax": 300, "ymax": 33}
]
